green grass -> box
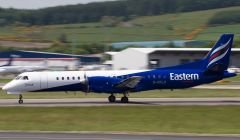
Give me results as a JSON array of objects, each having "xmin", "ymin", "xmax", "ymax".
[
  {"xmin": 0, "ymin": 79, "xmax": 11, "ymax": 83},
  {"xmin": 37, "ymin": 6, "xmax": 240, "ymax": 43},
  {"xmin": 1, "ymin": 7, "xmax": 240, "ymax": 45},
  {"xmin": 0, "ymin": 106, "xmax": 240, "ymax": 134},
  {"xmin": 1, "ymin": 89, "xmax": 240, "ymax": 99},
  {"xmin": 196, "ymin": 24, "xmax": 240, "ymax": 40}
]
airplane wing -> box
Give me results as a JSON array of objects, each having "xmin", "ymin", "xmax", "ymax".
[{"xmin": 115, "ymin": 76, "xmax": 142, "ymax": 89}]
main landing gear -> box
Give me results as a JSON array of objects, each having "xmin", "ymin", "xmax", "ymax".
[
  {"xmin": 121, "ymin": 96, "xmax": 129, "ymax": 103},
  {"xmin": 18, "ymin": 94, "xmax": 23, "ymax": 104},
  {"xmin": 108, "ymin": 93, "xmax": 129, "ymax": 103},
  {"xmin": 108, "ymin": 94, "xmax": 116, "ymax": 103}
]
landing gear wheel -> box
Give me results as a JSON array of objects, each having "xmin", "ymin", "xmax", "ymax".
[
  {"xmin": 18, "ymin": 99, "xmax": 23, "ymax": 104},
  {"xmin": 18, "ymin": 94, "xmax": 23, "ymax": 104},
  {"xmin": 121, "ymin": 96, "xmax": 129, "ymax": 103},
  {"xmin": 108, "ymin": 95, "xmax": 116, "ymax": 103}
]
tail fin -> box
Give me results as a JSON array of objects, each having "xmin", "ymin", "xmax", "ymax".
[
  {"xmin": 157, "ymin": 34, "xmax": 234, "ymax": 72},
  {"xmin": 204, "ymin": 34, "xmax": 234, "ymax": 74}
]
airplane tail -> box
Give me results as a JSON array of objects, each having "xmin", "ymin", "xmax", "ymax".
[
  {"xmin": 203, "ymin": 34, "xmax": 234, "ymax": 74},
  {"xmin": 159, "ymin": 34, "xmax": 234, "ymax": 74}
]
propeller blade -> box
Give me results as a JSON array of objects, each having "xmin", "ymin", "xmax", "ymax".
[{"xmin": 83, "ymin": 72, "xmax": 90, "ymax": 93}]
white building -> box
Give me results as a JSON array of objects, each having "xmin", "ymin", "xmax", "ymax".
[{"xmin": 107, "ymin": 48, "xmax": 240, "ymax": 70}]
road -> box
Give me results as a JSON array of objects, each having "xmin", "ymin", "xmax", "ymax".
[
  {"xmin": 0, "ymin": 132, "xmax": 240, "ymax": 140},
  {"xmin": 1, "ymin": 98, "xmax": 240, "ymax": 107}
]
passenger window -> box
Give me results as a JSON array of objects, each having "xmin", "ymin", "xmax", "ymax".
[
  {"xmin": 62, "ymin": 77, "xmax": 64, "ymax": 80},
  {"xmin": 67, "ymin": 77, "xmax": 70, "ymax": 80},
  {"xmin": 56, "ymin": 77, "xmax": 59, "ymax": 80},
  {"xmin": 72, "ymin": 77, "xmax": 75, "ymax": 80},
  {"xmin": 78, "ymin": 77, "xmax": 80, "ymax": 80}
]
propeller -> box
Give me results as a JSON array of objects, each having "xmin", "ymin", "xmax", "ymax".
[{"xmin": 81, "ymin": 72, "xmax": 90, "ymax": 94}]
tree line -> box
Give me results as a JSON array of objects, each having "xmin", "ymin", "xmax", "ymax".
[{"xmin": 0, "ymin": 0, "xmax": 240, "ymax": 26}]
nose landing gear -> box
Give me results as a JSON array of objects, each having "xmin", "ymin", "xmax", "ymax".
[{"xmin": 18, "ymin": 94, "xmax": 23, "ymax": 104}]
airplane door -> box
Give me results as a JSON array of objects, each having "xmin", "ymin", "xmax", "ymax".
[{"xmin": 40, "ymin": 73, "xmax": 48, "ymax": 89}]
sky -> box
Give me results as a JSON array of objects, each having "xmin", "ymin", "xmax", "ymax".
[{"xmin": 0, "ymin": 0, "xmax": 116, "ymax": 9}]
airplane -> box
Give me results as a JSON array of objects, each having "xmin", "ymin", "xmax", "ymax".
[
  {"xmin": 2, "ymin": 34, "xmax": 237, "ymax": 104},
  {"xmin": 0, "ymin": 57, "xmax": 47, "ymax": 74}
]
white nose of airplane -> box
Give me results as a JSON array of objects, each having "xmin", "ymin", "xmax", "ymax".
[
  {"xmin": 2, "ymin": 82, "xmax": 14, "ymax": 92},
  {"xmin": 2, "ymin": 84, "xmax": 10, "ymax": 91}
]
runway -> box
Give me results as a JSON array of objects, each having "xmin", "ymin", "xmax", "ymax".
[
  {"xmin": 0, "ymin": 132, "xmax": 240, "ymax": 140},
  {"xmin": 194, "ymin": 84, "xmax": 240, "ymax": 90},
  {"xmin": 1, "ymin": 98, "xmax": 240, "ymax": 107}
]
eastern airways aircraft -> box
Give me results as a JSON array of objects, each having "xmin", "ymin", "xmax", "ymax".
[
  {"xmin": 0, "ymin": 57, "xmax": 47, "ymax": 74},
  {"xmin": 2, "ymin": 34, "xmax": 237, "ymax": 104}
]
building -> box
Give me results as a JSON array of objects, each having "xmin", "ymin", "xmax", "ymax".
[
  {"xmin": 0, "ymin": 50, "xmax": 101, "ymax": 70},
  {"xmin": 107, "ymin": 48, "xmax": 240, "ymax": 70}
]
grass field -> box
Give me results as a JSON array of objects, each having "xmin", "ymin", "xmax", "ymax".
[
  {"xmin": 196, "ymin": 24, "xmax": 240, "ymax": 40},
  {"xmin": 0, "ymin": 7, "xmax": 240, "ymax": 45},
  {"xmin": 0, "ymin": 79, "xmax": 12, "ymax": 83},
  {"xmin": 0, "ymin": 106, "xmax": 240, "ymax": 134}
]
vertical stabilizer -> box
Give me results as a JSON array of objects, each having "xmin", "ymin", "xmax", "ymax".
[{"xmin": 204, "ymin": 34, "xmax": 234, "ymax": 73}]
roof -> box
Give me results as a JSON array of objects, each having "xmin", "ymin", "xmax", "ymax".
[
  {"xmin": 19, "ymin": 50, "xmax": 95, "ymax": 58},
  {"xmin": 128, "ymin": 48, "xmax": 240, "ymax": 54},
  {"xmin": 0, "ymin": 50, "xmax": 99, "ymax": 58},
  {"xmin": 0, "ymin": 50, "xmax": 101, "ymax": 63},
  {"xmin": 105, "ymin": 48, "xmax": 240, "ymax": 56},
  {"xmin": 105, "ymin": 52, "xmax": 119, "ymax": 56}
]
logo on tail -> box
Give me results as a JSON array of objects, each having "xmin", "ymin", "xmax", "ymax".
[
  {"xmin": 207, "ymin": 39, "xmax": 232, "ymax": 68},
  {"xmin": 205, "ymin": 34, "xmax": 234, "ymax": 73}
]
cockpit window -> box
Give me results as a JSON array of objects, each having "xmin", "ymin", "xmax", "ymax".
[
  {"xmin": 15, "ymin": 76, "xmax": 22, "ymax": 80},
  {"xmin": 23, "ymin": 76, "xmax": 29, "ymax": 80},
  {"xmin": 15, "ymin": 76, "xmax": 29, "ymax": 80}
]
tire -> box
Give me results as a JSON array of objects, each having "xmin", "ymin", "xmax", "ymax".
[
  {"xmin": 108, "ymin": 95, "xmax": 116, "ymax": 103},
  {"xmin": 18, "ymin": 100, "xmax": 23, "ymax": 104},
  {"xmin": 121, "ymin": 97, "xmax": 129, "ymax": 103}
]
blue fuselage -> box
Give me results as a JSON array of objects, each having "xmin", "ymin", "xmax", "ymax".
[{"xmin": 87, "ymin": 69, "xmax": 236, "ymax": 94}]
